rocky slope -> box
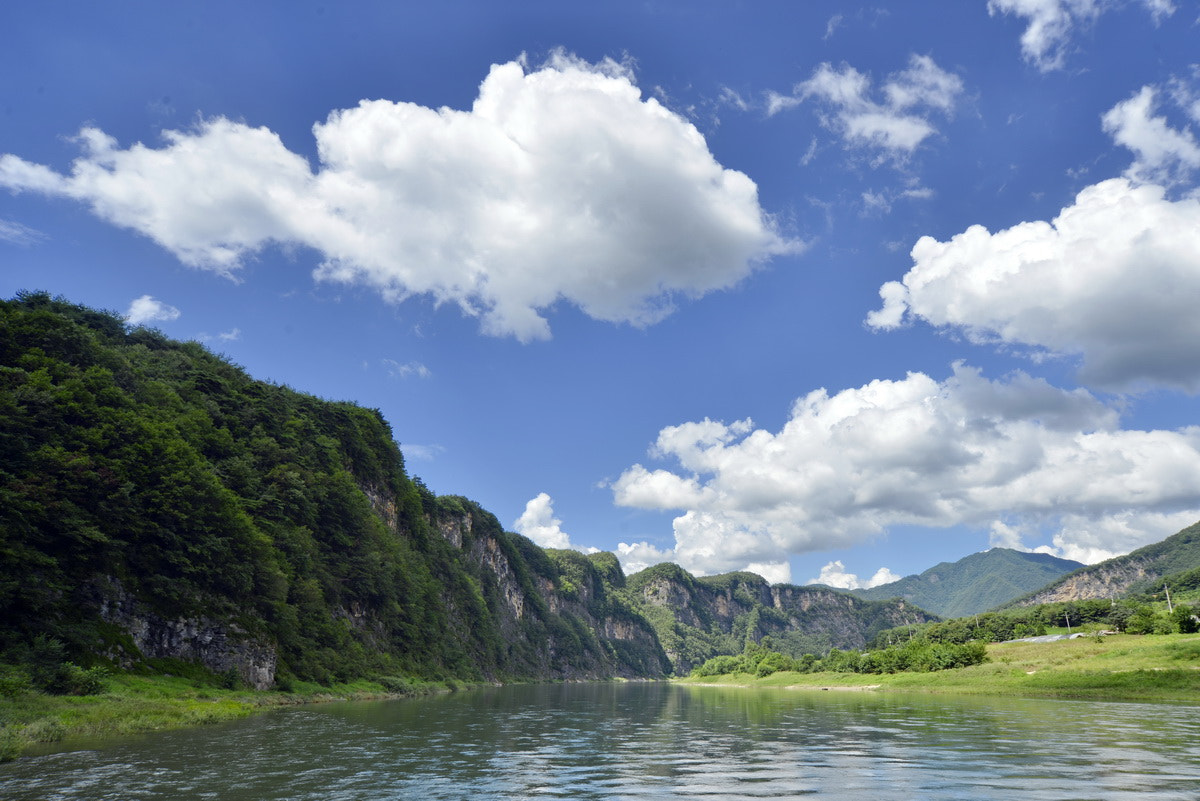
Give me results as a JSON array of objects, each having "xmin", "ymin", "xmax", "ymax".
[
  {"xmin": 624, "ymin": 565, "xmax": 936, "ymax": 674},
  {"xmin": 1008, "ymin": 520, "xmax": 1200, "ymax": 607}
]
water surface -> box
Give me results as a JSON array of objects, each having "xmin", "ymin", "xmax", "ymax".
[{"xmin": 4, "ymin": 683, "xmax": 1198, "ymax": 799}]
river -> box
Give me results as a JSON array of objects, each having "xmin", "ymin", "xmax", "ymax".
[{"xmin": 4, "ymin": 683, "xmax": 1199, "ymax": 799}]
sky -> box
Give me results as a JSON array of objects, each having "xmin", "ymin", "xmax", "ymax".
[{"xmin": 3, "ymin": 1, "xmax": 1200, "ymax": 590}]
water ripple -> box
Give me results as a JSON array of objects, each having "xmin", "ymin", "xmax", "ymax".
[{"xmin": 3, "ymin": 686, "xmax": 1200, "ymax": 800}]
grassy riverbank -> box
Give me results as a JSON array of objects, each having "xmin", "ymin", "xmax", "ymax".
[
  {"xmin": 675, "ymin": 633, "xmax": 1200, "ymax": 703},
  {"xmin": 5, "ymin": 634, "xmax": 1197, "ymax": 762},
  {"xmin": 0, "ymin": 672, "xmax": 458, "ymax": 762}
]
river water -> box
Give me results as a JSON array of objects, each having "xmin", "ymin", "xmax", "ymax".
[{"xmin": 4, "ymin": 683, "xmax": 1199, "ymax": 799}]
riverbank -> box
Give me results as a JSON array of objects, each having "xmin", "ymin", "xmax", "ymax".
[
  {"xmin": 5, "ymin": 634, "xmax": 1198, "ymax": 762},
  {"xmin": 674, "ymin": 633, "xmax": 1200, "ymax": 703},
  {"xmin": 0, "ymin": 671, "xmax": 458, "ymax": 762}
]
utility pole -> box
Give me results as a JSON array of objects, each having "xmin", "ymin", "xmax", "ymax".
[
  {"xmin": 1164, "ymin": 584, "xmax": 1173, "ymax": 613},
  {"xmin": 1064, "ymin": 612, "xmax": 1071, "ymax": 635}
]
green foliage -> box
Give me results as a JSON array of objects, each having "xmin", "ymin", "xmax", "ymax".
[
  {"xmin": 691, "ymin": 637, "xmax": 987, "ymax": 678},
  {"xmin": 1005, "ymin": 520, "xmax": 1200, "ymax": 609},
  {"xmin": 851, "ymin": 548, "xmax": 1083, "ymax": 618},
  {"xmin": 0, "ymin": 293, "xmax": 666, "ymax": 687}
]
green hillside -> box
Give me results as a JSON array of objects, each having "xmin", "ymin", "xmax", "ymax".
[
  {"xmin": 849, "ymin": 548, "xmax": 1082, "ymax": 617},
  {"xmin": 0, "ymin": 292, "xmax": 668, "ymax": 687}
]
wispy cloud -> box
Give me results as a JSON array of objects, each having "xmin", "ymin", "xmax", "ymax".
[
  {"xmin": 0, "ymin": 218, "xmax": 44, "ymax": 246},
  {"xmin": 767, "ymin": 55, "xmax": 963, "ymax": 165},
  {"xmin": 382, "ymin": 358, "xmax": 431, "ymax": 379},
  {"xmin": 402, "ymin": 443, "xmax": 445, "ymax": 461},
  {"xmin": 988, "ymin": 0, "xmax": 1175, "ymax": 72},
  {"xmin": 1102, "ymin": 83, "xmax": 1200, "ymax": 186}
]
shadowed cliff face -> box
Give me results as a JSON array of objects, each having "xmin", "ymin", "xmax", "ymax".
[
  {"xmin": 90, "ymin": 578, "xmax": 278, "ymax": 689},
  {"xmin": 374, "ymin": 493, "xmax": 671, "ymax": 681}
]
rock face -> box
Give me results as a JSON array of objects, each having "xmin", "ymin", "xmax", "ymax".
[
  {"xmin": 1017, "ymin": 559, "xmax": 1153, "ymax": 605},
  {"xmin": 627, "ymin": 566, "xmax": 935, "ymax": 674},
  {"xmin": 1010, "ymin": 520, "xmax": 1200, "ymax": 608},
  {"xmin": 430, "ymin": 506, "xmax": 670, "ymax": 680},
  {"xmin": 90, "ymin": 579, "xmax": 277, "ymax": 689}
]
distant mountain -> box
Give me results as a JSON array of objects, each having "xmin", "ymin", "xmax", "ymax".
[
  {"xmin": 623, "ymin": 565, "xmax": 936, "ymax": 674},
  {"xmin": 848, "ymin": 548, "xmax": 1083, "ymax": 618},
  {"xmin": 1005, "ymin": 520, "xmax": 1200, "ymax": 608}
]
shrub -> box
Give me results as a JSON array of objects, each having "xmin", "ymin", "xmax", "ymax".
[{"xmin": 376, "ymin": 675, "xmax": 412, "ymax": 693}]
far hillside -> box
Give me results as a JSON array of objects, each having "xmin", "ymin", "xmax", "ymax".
[
  {"xmin": 848, "ymin": 548, "xmax": 1082, "ymax": 618},
  {"xmin": 1006, "ymin": 520, "xmax": 1200, "ymax": 608},
  {"xmin": 622, "ymin": 564, "xmax": 936, "ymax": 674}
]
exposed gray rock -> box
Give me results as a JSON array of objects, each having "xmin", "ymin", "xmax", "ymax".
[{"xmin": 92, "ymin": 579, "xmax": 277, "ymax": 690}]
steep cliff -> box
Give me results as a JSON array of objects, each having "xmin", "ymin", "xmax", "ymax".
[
  {"xmin": 624, "ymin": 565, "xmax": 936, "ymax": 674},
  {"xmin": 0, "ymin": 293, "xmax": 669, "ymax": 685}
]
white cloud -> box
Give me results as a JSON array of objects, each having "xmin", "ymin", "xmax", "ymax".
[
  {"xmin": 861, "ymin": 185, "xmax": 935, "ymax": 214},
  {"xmin": 217, "ymin": 327, "xmax": 241, "ymax": 342},
  {"xmin": 768, "ymin": 55, "xmax": 963, "ymax": 165},
  {"xmin": 382, "ymin": 359, "xmax": 431, "ymax": 379},
  {"xmin": 869, "ymin": 178, "xmax": 1200, "ymax": 392},
  {"xmin": 823, "ymin": 14, "xmax": 844, "ymax": 40},
  {"xmin": 0, "ymin": 52, "xmax": 796, "ymax": 342},
  {"xmin": 513, "ymin": 493, "xmax": 598, "ymax": 553},
  {"xmin": 613, "ymin": 363, "xmax": 1200, "ymax": 577},
  {"xmin": 808, "ymin": 561, "xmax": 900, "ymax": 590},
  {"xmin": 124, "ymin": 295, "xmax": 180, "ymax": 325},
  {"xmin": 988, "ymin": 0, "xmax": 1174, "ymax": 71},
  {"xmin": 401, "ymin": 443, "xmax": 444, "ymax": 461},
  {"xmin": 0, "ymin": 218, "xmax": 44, "ymax": 246},
  {"xmin": 615, "ymin": 540, "xmax": 677, "ymax": 576},
  {"xmin": 1102, "ymin": 85, "xmax": 1200, "ymax": 185}
]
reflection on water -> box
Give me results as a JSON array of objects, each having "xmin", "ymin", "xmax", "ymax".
[{"xmin": 3, "ymin": 683, "xmax": 1199, "ymax": 799}]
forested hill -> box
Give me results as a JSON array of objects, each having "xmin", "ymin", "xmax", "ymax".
[
  {"xmin": 0, "ymin": 293, "xmax": 936, "ymax": 689},
  {"xmin": 848, "ymin": 548, "xmax": 1083, "ymax": 618},
  {"xmin": 0, "ymin": 292, "xmax": 670, "ymax": 687}
]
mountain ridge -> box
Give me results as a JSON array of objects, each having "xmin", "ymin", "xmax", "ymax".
[
  {"xmin": 845, "ymin": 548, "xmax": 1083, "ymax": 617},
  {"xmin": 0, "ymin": 292, "xmax": 925, "ymax": 685},
  {"xmin": 1004, "ymin": 520, "xmax": 1200, "ymax": 608}
]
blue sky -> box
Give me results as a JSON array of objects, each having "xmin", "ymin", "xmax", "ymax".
[{"xmin": 4, "ymin": 1, "xmax": 1200, "ymax": 588}]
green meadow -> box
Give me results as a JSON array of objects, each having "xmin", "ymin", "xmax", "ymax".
[
  {"xmin": 0, "ymin": 671, "xmax": 456, "ymax": 762},
  {"xmin": 676, "ymin": 633, "xmax": 1200, "ymax": 704}
]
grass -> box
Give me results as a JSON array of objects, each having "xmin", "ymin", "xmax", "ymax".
[
  {"xmin": 5, "ymin": 635, "xmax": 1196, "ymax": 762},
  {"xmin": 0, "ymin": 671, "xmax": 460, "ymax": 762},
  {"xmin": 675, "ymin": 633, "xmax": 1200, "ymax": 704}
]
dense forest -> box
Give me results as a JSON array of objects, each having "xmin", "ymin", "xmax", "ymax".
[
  {"xmin": 848, "ymin": 548, "xmax": 1083, "ymax": 618},
  {"xmin": 7, "ymin": 292, "xmax": 1196, "ymax": 697},
  {"xmin": 0, "ymin": 292, "xmax": 668, "ymax": 687}
]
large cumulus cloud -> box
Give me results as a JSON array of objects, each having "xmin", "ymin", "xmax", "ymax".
[
  {"xmin": 612, "ymin": 364, "xmax": 1200, "ymax": 581},
  {"xmin": 0, "ymin": 52, "xmax": 796, "ymax": 341},
  {"xmin": 868, "ymin": 178, "xmax": 1200, "ymax": 392}
]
